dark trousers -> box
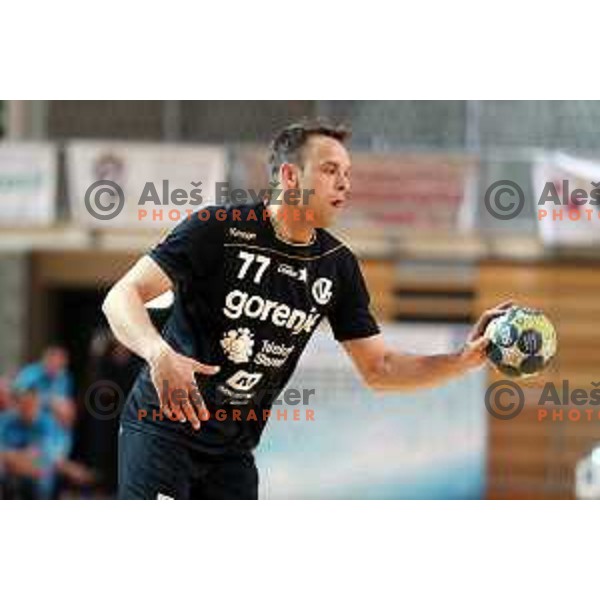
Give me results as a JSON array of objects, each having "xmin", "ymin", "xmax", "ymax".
[{"xmin": 118, "ymin": 426, "xmax": 259, "ymax": 500}]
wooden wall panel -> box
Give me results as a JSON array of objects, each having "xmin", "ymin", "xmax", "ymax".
[{"xmin": 477, "ymin": 261, "xmax": 600, "ymax": 499}]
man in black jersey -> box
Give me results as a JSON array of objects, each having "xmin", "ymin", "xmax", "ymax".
[{"xmin": 103, "ymin": 120, "xmax": 511, "ymax": 500}]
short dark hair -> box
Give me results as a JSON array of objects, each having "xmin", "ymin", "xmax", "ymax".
[{"xmin": 268, "ymin": 119, "xmax": 350, "ymax": 182}]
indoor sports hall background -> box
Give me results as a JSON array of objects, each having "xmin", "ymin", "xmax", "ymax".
[{"xmin": 0, "ymin": 100, "xmax": 598, "ymax": 499}]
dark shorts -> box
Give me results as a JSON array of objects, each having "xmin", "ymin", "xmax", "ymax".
[{"xmin": 118, "ymin": 425, "xmax": 259, "ymax": 500}]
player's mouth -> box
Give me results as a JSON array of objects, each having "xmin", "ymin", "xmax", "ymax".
[{"xmin": 330, "ymin": 198, "xmax": 345, "ymax": 209}]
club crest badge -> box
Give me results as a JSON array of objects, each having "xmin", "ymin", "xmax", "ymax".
[{"xmin": 312, "ymin": 277, "xmax": 333, "ymax": 305}]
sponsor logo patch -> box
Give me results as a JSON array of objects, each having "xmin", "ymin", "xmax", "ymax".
[
  {"xmin": 277, "ymin": 263, "xmax": 308, "ymax": 282},
  {"xmin": 228, "ymin": 227, "xmax": 257, "ymax": 241},
  {"xmin": 223, "ymin": 290, "xmax": 321, "ymax": 336},
  {"xmin": 220, "ymin": 328, "xmax": 255, "ymax": 363}
]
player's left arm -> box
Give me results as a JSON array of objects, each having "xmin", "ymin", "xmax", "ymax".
[{"xmin": 342, "ymin": 301, "xmax": 513, "ymax": 392}]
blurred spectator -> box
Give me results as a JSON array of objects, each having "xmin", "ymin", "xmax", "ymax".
[
  {"xmin": 12, "ymin": 346, "xmax": 76, "ymax": 466},
  {"xmin": 0, "ymin": 387, "xmax": 57, "ymax": 499},
  {"xmin": 13, "ymin": 345, "xmax": 73, "ymax": 406},
  {"xmin": 0, "ymin": 385, "xmax": 94, "ymax": 499},
  {"xmin": 10, "ymin": 346, "xmax": 98, "ymax": 497}
]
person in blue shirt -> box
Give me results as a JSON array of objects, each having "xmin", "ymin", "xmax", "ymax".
[
  {"xmin": 0, "ymin": 387, "xmax": 59, "ymax": 499},
  {"xmin": 12, "ymin": 346, "xmax": 76, "ymax": 467},
  {"xmin": 13, "ymin": 346, "xmax": 73, "ymax": 407}
]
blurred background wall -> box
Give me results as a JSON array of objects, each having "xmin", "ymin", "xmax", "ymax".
[{"xmin": 1, "ymin": 100, "xmax": 599, "ymax": 499}]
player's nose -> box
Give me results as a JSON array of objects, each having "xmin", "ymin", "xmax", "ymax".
[{"xmin": 335, "ymin": 174, "xmax": 350, "ymax": 193}]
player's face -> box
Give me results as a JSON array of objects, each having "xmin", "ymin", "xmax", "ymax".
[{"xmin": 297, "ymin": 135, "xmax": 351, "ymax": 228}]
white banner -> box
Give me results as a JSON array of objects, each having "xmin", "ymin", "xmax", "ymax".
[
  {"xmin": 0, "ymin": 143, "xmax": 57, "ymax": 226},
  {"xmin": 533, "ymin": 152, "xmax": 600, "ymax": 246},
  {"xmin": 66, "ymin": 141, "xmax": 227, "ymax": 228}
]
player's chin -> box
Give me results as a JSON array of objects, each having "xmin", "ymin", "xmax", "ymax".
[{"xmin": 317, "ymin": 211, "xmax": 339, "ymax": 229}]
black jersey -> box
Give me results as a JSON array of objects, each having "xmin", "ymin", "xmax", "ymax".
[{"xmin": 121, "ymin": 204, "xmax": 380, "ymax": 454}]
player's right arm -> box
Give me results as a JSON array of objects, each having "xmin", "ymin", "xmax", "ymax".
[
  {"xmin": 102, "ymin": 256, "xmax": 219, "ymax": 430},
  {"xmin": 102, "ymin": 256, "xmax": 172, "ymax": 365}
]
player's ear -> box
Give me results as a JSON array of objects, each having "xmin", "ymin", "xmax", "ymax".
[{"xmin": 280, "ymin": 163, "xmax": 299, "ymax": 188}]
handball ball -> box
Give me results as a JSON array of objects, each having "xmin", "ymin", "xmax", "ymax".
[{"xmin": 484, "ymin": 305, "xmax": 557, "ymax": 378}]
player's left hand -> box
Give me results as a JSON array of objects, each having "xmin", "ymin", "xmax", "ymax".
[{"xmin": 459, "ymin": 300, "xmax": 515, "ymax": 369}]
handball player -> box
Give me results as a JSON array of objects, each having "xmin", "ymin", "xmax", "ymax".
[{"xmin": 103, "ymin": 120, "xmax": 511, "ymax": 499}]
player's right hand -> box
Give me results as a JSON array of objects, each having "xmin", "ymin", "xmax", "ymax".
[{"xmin": 147, "ymin": 343, "xmax": 220, "ymax": 431}]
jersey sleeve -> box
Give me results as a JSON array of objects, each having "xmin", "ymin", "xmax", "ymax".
[
  {"xmin": 328, "ymin": 249, "xmax": 381, "ymax": 342},
  {"xmin": 148, "ymin": 208, "xmax": 224, "ymax": 285}
]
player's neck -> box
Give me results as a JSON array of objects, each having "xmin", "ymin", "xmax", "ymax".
[{"xmin": 266, "ymin": 203, "xmax": 316, "ymax": 246}]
